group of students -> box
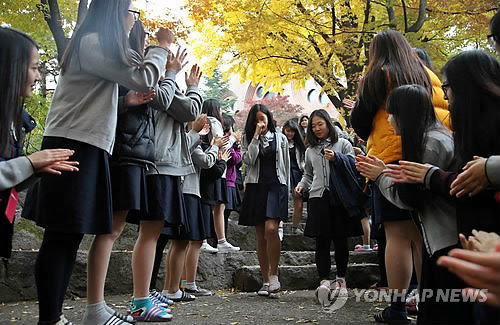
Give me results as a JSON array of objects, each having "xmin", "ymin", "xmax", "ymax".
[
  {"xmin": 350, "ymin": 16, "xmax": 500, "ymax": 325},
  {"xmin": 0, "ymin": 1, "xmax": 241, "ymax": 324},
  {"xmin": 1, "ymin": 0, "xmax": 500, "ymax": 324}
]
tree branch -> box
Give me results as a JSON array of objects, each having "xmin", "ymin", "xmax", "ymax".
[
  {"xmin": 401, "ymin": 0, "xmax": 408, "ymax": 32},
  {"xmin": 38, "ymin": 0, "xmax": 69, "ymax": 62},
  {"xmin": 385, "ymin": 0, "xmax": 396, "ymax": 28},
  {"xmin": 407, "ymin": 0, "xmax": 426, "ymax": 33}
]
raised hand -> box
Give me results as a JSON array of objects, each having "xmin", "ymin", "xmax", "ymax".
[
  {"xmin": 254, "ymin": 121, "xmax": 265, "ymax": 138},
  {"xmin": 355, "ymin": 155, "xmax": 386, "ymax": 181},
  {"xmin": 383, "ymin": 161, "xmax": 432, "ymax": 184},
  {"xmin": 343, "ymin": 98, "xmax": 356, "ymax": 111},
  {"xmin": 450, "ymin": 156, "xmax": 488, "ymax": 198},
  {"xmin": 199, "ymin": 123, "xmax": 210, "ymax": 136},
  {"xmin": 220, "ymin": 148, "xmax": 231, "ymax": 161},
  {"xmin": 185, "ymin": 64, "xmax": 202, "ymax": 87},
  {"xmin": 156, "ymin": 27, "xmax": 175, "ymax": 49},
  {"xmin": 192, "ymin": 114, "xmax": 208, "ymax": 132},
  {"xmin": 125, "ymin": 90, "xmax": 155, "ymax": 107},
  {"xmin": 438, "ymin": 246, "xmax": 500, "ymax": 307},
  {"xmin": 166, "ymin": 47, "xmax": 188, "ymax": 74}
]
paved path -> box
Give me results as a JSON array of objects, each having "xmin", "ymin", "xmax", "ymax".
[{"xmin": 0, "ymin": 290, "xmax": 417, "ymax": 324}]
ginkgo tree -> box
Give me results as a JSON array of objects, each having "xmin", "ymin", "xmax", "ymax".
[{"xmin": 186, "ymin": 0, "xmax": 497, "ymax": 110}]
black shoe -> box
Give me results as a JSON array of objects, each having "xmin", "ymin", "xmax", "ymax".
[{"xmin": 374, "ymin": 306, "xmax": 410, "ymax": 324}]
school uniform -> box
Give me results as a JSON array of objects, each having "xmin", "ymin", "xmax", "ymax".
[
  {"xmin": 298, "ymin": 138, "xmax": 362, "ymax": 278},
  {"xmin": 145, "ymin": 77, "xmax": 203, "ymax": 235},
  {"xmin": 376, "ymin": 124, "xmax": 475, "ymax": 324},
  {"xmin": 239, "ymin": 131, "xmax": 290, "ymax": 226},
  {"xmin": 288, "ymin": 140, "xmax": 305, "ymax": 196},
  {"xmin": 179, "ymin": 144, "xmax": 220, "ymax": 240},
  {"xmin": 30, "ymin": 33, "xmax": 168, "ymax": 324},
  {"xmin": 224, "ymin": 145, "xmax": 242, "ymax": 212},
  {"xmin": 35, "ymin": 35, "xmax": 168, "ymax": 235}
]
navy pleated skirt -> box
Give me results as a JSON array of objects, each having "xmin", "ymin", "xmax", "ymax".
[
  {"xmin": 34, "ymin": 136, "xmax": 113, "ymax": 235},
  {"xmin": 238, "ymin": 182, "xmax": 288, "ymax": 226},
  {"xmin": 131, "ymin": 174, "xmax": 186, "ymax": 230},
  {"xmin": 110, "ymin": 164, "xmax": 149, "ymax": 214},
  {"xmin": 225, "ymin": 185, "xmax": 241, "ymax": 212},
  {"xmin": 214, "ymin": 177, "xmax": 228, "ymax": 204}
]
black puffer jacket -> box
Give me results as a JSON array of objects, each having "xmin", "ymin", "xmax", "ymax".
[{"xmin": 112, "ymin": 86, "xmax": 155, "ymax": 167}]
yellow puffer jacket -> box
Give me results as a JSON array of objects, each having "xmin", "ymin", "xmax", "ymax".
[{"xmin": 367, "ymin": 68, "xmax": 451, "ymax": 163}]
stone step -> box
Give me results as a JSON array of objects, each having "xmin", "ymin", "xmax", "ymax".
[
  {"xmin": 233, "ymin": 263, "xmax": 380, "ymax": 292},
  {"xmin": 1, "ymin": 250, "xmax": 378, "ymax": 303}
]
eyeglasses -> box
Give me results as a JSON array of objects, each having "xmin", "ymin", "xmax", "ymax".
[
  {"xmin": 441, "ymin": 82, "xmax": 450, "ymax": 100},
  {"xmin": 128, "ymin": 9, "xmax": 141, "ymax": 21}
]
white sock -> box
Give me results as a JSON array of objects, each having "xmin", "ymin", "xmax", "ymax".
[
  {"xmin": 185, "ymin": 281, "xmax": 196, "ymax": 290},
  {"xmin": 218, "ymin": 238, "xmax": 227, "ymax": 244},
  {"xmin": 82, "ymin": 302, "xmax": 116, "ymax": 325},
  {"xmin": 164, "ymin": 289, "xmax": 182, "ymax": 299}
]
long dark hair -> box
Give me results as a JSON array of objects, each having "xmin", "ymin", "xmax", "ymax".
[
  {"xmin": 415, "ymin": 48, "xmax": 434, "ymax": 72},
  {"xmin": 202, "ymin": 99, "xmax": 222, "ymax": 123},
  {"xmin": 60, "ymin": 0, "xmax": 134, "ymax": 74},
  {"xmin": 283, "ymin": 119, "xmax": 306, "ymax": 158},
  {"xmin": 442, "ymin": 50, "xmax": 500, "ymax": 166},
  {"xmin": 222, "ymin": 113, "xmax": 235, "ymax": 134},
  {"xmin": 357, "ymin": 30, "xmax": 432, "ymax": 115},
  {"xmin": 306, "ymin": 109, "xmax": 338, "ymax": 147},
  {"xmin": 244, "ymin": 104, "xmax": 276, "ymax": 143},
  {"xmin": 0, "ymin": 27, "xmax": 39, "ymax": 156},
  {"xmin": 387, "ymin": 85, "xmax": 437, "ymax": 209},
  {"xmin": 129, "ymin": 20, "xmax": 146, "ymax": 57},
  {"xmin": 490, "ymin": 9, "xmax": 500, "ymax": 42}
]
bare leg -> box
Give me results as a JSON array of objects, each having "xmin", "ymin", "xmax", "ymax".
[
  {"xmin": 361, "ymin": 216, "xmax": 371, "ymax": 246},
  {"xmin": 165, "ymin": 240, "xmax": 190, "ymax": 293},
  {"xmin": 264, "ymin": 219, "xmax": 281, "ymax": 276},
  {"xmin": 132, "ymin": 220, "xmax": 164, "ymax": 298},
  {"xmin": 384, "ymin": 220, "xmax": 422, "ymax": 292},
  {"xmin": 87, "ymin": 210, "xmax": 128, "ymax": 304},
  {"xmin": 213, "ymin": 203, "xmax": 226, "ymax": 241},
  {"xmin": 292, "ymin": 197, "xmax": 303, "ymax": 227},
  {"xmin": 184, "ymin": 240, "xmax": 203, "ymax": 283},
  {"xmin": 255, "ymin": 224, "xmax": 270, "ymax": 282}
]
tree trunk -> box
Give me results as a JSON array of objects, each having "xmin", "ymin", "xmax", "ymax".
[
  {"xmin": 407, "ymin": 0, "xmax": 427, "ymax": 33},
  {"xmin": 39, "ymin": 0, "xmax": 69, "ymax": 62}
]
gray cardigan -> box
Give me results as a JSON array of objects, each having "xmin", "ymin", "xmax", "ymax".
[
  {"xmin": 0, "ymin": 157, "xmax": 36, "ymax": 191},
  {"xmin": 44, "ymin": 33, "xmax": 168, "ymax": 154},
  {"xmin": 376, "ymin": 124, "xmax": 457, "ymax": 256},
  {"xmin": 241, "ymin": 132, "xmax": 290, "ymax": 189},
  {"xmin": 147, "ymin": 77, "xmax": 203, "ymax": 176},
  {"xmin": 182, "ymin": 144, "xmax": 219, "ymax": 197},
  {"xmin": 486, "ymin": 156, "xmax": 500, "ymax": 187},
  {"xmin": 298, "ymin": 138, "xmax": 354, "ymax": 199}
]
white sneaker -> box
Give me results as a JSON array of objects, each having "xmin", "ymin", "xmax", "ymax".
[
  {"xmin": 258, "ymin": 283, "xmax": 270, "ymax": 297},
  {"xmin": 268, "ymin": 275, "xmax": 281, "ymax": 293},
  {"xmin": 315, "ymin": 280, "xmax": 332, "ymax": 307},
  {"xmin": 331, "ymin": 278, "xmax": 348, "ymax": 298},
  {"xmin": 200, "ymin": 241, "xmax": 218, "ymax": 253},
  {"xmin": 217, "ymin": 240, "xmax": 240, "ymax": 253}
]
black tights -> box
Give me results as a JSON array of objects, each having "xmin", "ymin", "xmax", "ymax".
[
  {"xmin": 150, "ymin": 234, "xmax": 169, "ymax": 290},
  {"xmin": 315, "ymin": 234, "xmax": 349, "ymax": 279},
  {"xmin": 35, "ymin": 230, "xmax": 83, "ymax": 324}
]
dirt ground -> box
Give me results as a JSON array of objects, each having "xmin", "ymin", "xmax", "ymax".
[{"xmin": 0, "ymin": 290, "xmax": 417, "ymax": 325}]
